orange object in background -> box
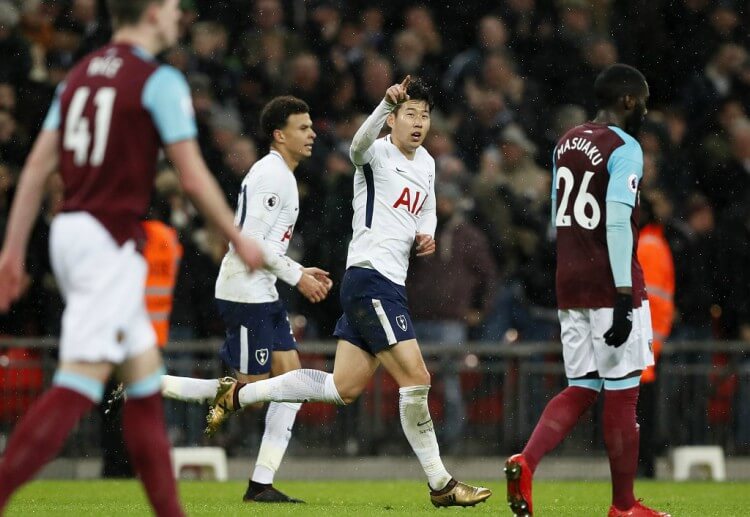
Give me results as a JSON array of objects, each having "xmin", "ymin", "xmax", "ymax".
[
  {"xmin": 142, "ymin": 221, "xmax": 182, "ymax": 347},
  {"xmin": 637, "ymin": 224, "xmax": 675, "ymax": 383}
]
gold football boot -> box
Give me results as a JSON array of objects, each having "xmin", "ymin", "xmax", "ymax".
[
  {"xmin": 429, "ymin": 478, "xmax": 492, "ymax": 507},
  {"xmin": 204, "ymin": 376, "xmax": 243, "ymax": 436}
]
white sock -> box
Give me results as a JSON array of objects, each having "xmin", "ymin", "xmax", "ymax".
[
  {"xmin": 251, "ymin": 402, "xmax": 301, "ymax": 484},
  {"xmin": 161, "ymin": 375, "xmax": 219, "ymax": 404},
  {"xmin": 399, "ymin": 385, "xmax": 452, "ymax": 491},
  {"xmin": 238, "ymin": 369, "xmax": 344, "ymax": 406}
]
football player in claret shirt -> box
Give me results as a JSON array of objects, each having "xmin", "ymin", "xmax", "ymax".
[
  {"xmin": 205, "ymin": 76, "xmax": 492, "ymax": 508},
  {"xmin": 504, "ymin": 64, "xmax": 670, "ymax": 517},
  {"xmin": 0, "ymin": 1, "xmax": 264, "ymax": 514}
]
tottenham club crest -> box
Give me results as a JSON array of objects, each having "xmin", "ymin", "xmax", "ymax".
[
  {"xmin": 255, "ymin": 348, "xmax": 269, "ymax": 366},
  {"xmin": 263, "ymin": 194, "xmax": 279, "ymax": 211},
  {"xmin": 396, "ymin": 315, "xmax": 408, "ymax": 332}
]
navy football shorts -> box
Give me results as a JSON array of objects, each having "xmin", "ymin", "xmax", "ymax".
[
  {"xmin": 216, "ymin": 299, "xmax": 296, "ymax": 375},
  {"xmin": 333, "ymin": 267, "xmax": 416, "ymax": 355}
]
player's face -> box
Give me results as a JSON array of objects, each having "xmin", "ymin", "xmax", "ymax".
[
  {"xmin": 280, "ymin": 112, "xmax": 316, "ymax": 159},
  {"xmin": 389, "ymin": 100, "xmax": 431, "ymax": 151},
  {"xmin": 153, "ymin": 0, "xmax": 181, "ymax": 50},
  {"xmin": 624, "ymin": 83, "xmax": 649, "ymax": 137}
]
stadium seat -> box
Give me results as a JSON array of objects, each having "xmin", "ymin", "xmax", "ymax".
[
  {"xmin": 171, "ymin": 447, "xmax": 228, "ymax": 481},
  {"xmin": 670, "ymin": 445, "xmax": 726, "ymax": 481}
]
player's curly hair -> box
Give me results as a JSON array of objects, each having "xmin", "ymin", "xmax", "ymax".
[
  {"xmin": 107, "ymin": 0, "xmax": 165, "ymax": 30},
  {"xmin": 260, "ymin": 96, "xmax": 310, "ymax": 142},
  {"xmin": 594, "ymin": 64, "xmax": 648, "ymax": 108},
  {"xmin": 393, "ymin": 77, "xmax": 434, "ymax": 114}
]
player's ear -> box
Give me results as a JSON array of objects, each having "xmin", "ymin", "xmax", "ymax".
[
  {"xmin": 273, "ymin": 128, "xmax": 285, "ymax": 144},
  {"xmin": 622, "ymin": 94, "xmax": 636, "ymax": 112},
  {"xmin": 386, "ymin": 112, "xmax": 395, "ymax": 129}
]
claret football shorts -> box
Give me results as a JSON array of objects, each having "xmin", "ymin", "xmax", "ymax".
[
  {"xmin": 50, "ymin": 212, "xmax": 156, "ymax": 364},
  {"xmin": 558, "ymin": 300, "xmax": 654, "ymax": 380}
]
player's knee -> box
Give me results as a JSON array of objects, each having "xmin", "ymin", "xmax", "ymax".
[
  {"xmin": 335, "ymin": 383, "xmax": 362, "ymax": 405},
  {"xmin": 412, "ymin": 365, "xmax": 431, "ymax": 387}
]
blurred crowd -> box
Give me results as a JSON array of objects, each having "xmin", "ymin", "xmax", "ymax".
[{"xmin": 1, "ymin": 0, "xmax": 750, "ymax": 349}]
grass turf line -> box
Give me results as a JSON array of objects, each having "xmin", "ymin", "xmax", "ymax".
[{"xmin": 6, "ymin": 480, "xmax": 749, "ymax": 516}]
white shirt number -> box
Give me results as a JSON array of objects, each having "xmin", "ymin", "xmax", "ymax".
[
  {"xmin": 63, "ymin": 86, "xmax": 116, "ymax": 167},
  {"xmin": 555, "ymin": 166, "xmax": 601, "ymax": 230}
]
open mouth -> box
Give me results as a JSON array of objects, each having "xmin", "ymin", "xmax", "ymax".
[{"xmin": 410, "ymin": 132, "xmax": 422, "ymax": 141}]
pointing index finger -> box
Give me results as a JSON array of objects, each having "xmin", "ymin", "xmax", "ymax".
[{"xmin": 400, "ymin": 75, "xmax": 411, "ymax": 91}]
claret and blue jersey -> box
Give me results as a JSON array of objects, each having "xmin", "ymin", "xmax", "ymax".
[
  {"xmin": 43, "ymin": 42, "xmax": 197, "ymax": 246},
  {"xmin": 552, "ymin": 122, "xmax": 646, "ymax": 310}
]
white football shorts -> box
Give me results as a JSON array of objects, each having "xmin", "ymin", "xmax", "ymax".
[
  {"xmin": 50, "ymin": 212, "xmax": 156, "ymax": 364},
  {"xmin": 558, "ymin": 300, "xmax": 654, "ymax": 379}
]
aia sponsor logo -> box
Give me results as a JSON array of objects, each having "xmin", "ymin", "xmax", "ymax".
[{"xmin": 392, "ymin": 187, "xmax": 427, "ymax": 214}]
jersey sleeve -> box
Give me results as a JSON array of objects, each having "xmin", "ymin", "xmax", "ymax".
[
  {"xmin": 142, "ymin": 65, "xmax": 198, "ymax": 145},
  {"xmin": 417, "ymin": 166, "xmax": 437, "ymax": 236},
  {"xmin": 42, "ymin": 83, "xmax": 66, "ymax": 131},
  {"xmin": 605, "ymin": 136, "xmax": 643, "ymax": 207},
  {"xmin": 350, "ymin": 99, "xmax": 394, "ymax": 166},
  {"xmin": 240, "ymin": 171, "xmax": 284, "ymax": 238},
  {"xmin": 238, "ymin": 169, "xmax": 303, "ymax": 286}
]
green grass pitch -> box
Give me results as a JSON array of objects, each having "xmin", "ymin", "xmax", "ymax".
[{"xmin": 6, "ymin": 479, "xmax": 749, "ymax": 516}]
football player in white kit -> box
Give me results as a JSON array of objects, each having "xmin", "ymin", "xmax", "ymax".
[
  {"xmin": 158, "ymin": 96, "xmax": 332, "ymax": 503},
  {"xmin": 206, "ymin": 77, "xmax": 492, "ymax": 508}
]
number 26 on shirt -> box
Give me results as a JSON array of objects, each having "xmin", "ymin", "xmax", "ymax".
[{"xmin": 555, "ymin": 166, "xmax": 601, "ymax": 230}]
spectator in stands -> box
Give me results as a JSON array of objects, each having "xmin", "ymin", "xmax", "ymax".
[
  {"xmin": 190, "ymin": 21, "xmax": 236, "ymax": 102},
  {"xmin": 476, "ymin": 51, "xmax": 545, "ymax": 140},
  {"xmin": 0, "ymin": 110, "xmax": 28, "ymax": 169},
  {"xmin": 238, "ymin": 0, "xmax": 302, "ymax": 69},
  {"xmin": 219, "ymin": 136, "xmax": 258, "ymax": 203},
  {"xmin": 443, "ymin": 15, "xmax": 509, "ymax": 104},
  {"xmin": 561, "ymin": 36, "xmax": 619, "ymax": 115},
  {"xmin": 357, "ymin": 54, "xmax": 394, "ymax": 110},
  {"xmin": 52, "ymin": 0, "xmax": 99, "ymax": 60},
  {"xmin": 702, "ymin": 119, "xmax": 750, "ymax": 217},
  {"xmin": 454, "ymin": 89, "xmax": 511, "ymax": 171},
  {"xmin": 392, "ymin": 30, "xmax": 438, "ymax": 92},
  {"xmin": 538, "ymin": 104, "xmax": 587, "ymax": 170},
  {"xmin": 408, "ymin": 181, "xmax": 497, "ymax": 451},
  {"xmin": 682, "ymin": 43, "xmax": 750, "ymax": 142},
  {"xmin": 403, "ymin": 5, "xmax": 443, "ymax": 68},
  {"xmin": 0, "ymin": 2, "xmax": 31, "ymax": 89},
  {"xmin": 288, "ymin": 52, "xmax": 328, "ymax": 116}
]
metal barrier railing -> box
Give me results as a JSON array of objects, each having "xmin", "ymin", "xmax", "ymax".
[{"xmin": 0, "ymin": 338, "xmax": 748, "ymax": 458}]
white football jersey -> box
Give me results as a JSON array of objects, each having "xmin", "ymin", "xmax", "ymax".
[
  {"xmin": 215, "ymin": 150, "xmax": 301, "ymax": 303},
  {"xmin": 348, "ymin": 131, "xmax": 436, "ymax": 285}
]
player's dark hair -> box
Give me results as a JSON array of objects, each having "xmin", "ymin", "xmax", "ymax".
[
  {"xmin": 107, "ymin": 0, "xmax": 165, "ymax": 30},
  {"xmin": 393, "ymin": 77, "xmax": 434, "ymax": 114},
  {"xmin": 594, "ymin": 64, "xmax": 647, "ymax": 109},
  {"xmin": 260, "ymin": 96, "xmax": 310, "ymax": 142}
]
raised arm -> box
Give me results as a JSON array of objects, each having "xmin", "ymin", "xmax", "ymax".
[{"xmin": 350, "ymin": 75, "xmax": 411, "ymax": 165}]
